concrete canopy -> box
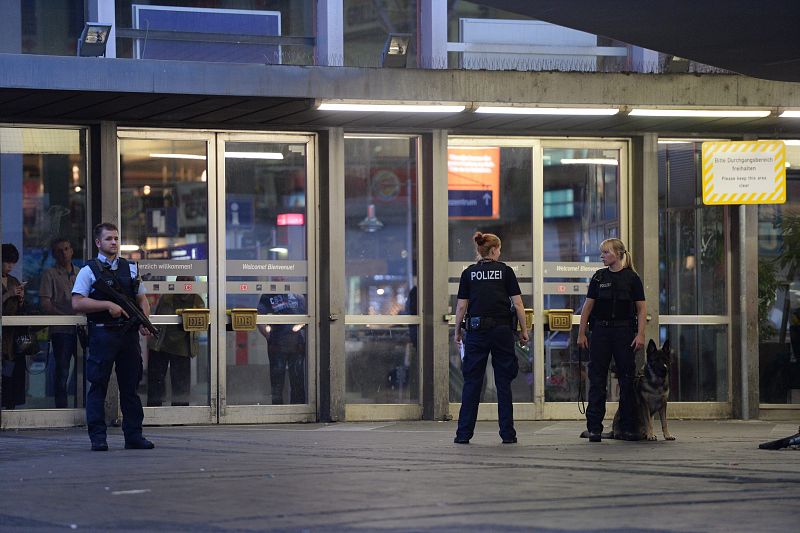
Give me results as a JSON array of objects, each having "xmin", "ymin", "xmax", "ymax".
[{"xmin": 481, "ymin": 0, "xmax": 800, "ymax": 82}]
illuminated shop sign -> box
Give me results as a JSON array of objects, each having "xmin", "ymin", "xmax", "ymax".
[{"xmin": 447, "ymin": 147, "xmax": 500, "ymax": 219}]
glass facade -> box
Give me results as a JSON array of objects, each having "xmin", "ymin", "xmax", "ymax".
[
  {"xmin": 343, "ymin": 136, "xmax": 419, "ymax": 404},
  {"xmin": 542, "ymin": 147, "xmax": 620, "ymax": 403},
  {"xmin": 1, "ymin": 127, "xmax": 88, "ymax": 410},
  {"xmin": 658, "ymin": 141, "xmax": 729, "ymax": 402},
  {"xmin": 343, "ymin": 0, "xmax": 417, "ymax": 67},
  {"xmin": 119, "ymin": 136, "xmax": 211, "ymax": 408},
  {"xmin": 114, "ymin": 0, "xmax": 315, "ymax": 64},
  {"xmin": 21, "ymin": 1, "xmax": 84, "ymax": 56},
  {"xmin": 758, "ymin": 142, "xmax": 800, "ymax": 405},
  {"xmin": 447, "ymin": 143, "xmax": 533, "ymax": 403},
  {"xmin": 224, "ymin": 139, "xmax": 311, "ymax": 406}
]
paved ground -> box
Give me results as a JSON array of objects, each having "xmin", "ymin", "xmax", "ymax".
[{"xmin": 1, "ymin": 419, "xmax": 799, "ymax": 532}]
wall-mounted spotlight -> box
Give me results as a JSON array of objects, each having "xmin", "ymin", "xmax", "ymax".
[
  {"xmin": 78, "ymin": 23, "xmax": 112, "ymax": 57},
  {"xmin": 382, "ymin": 33, "xmax": 412, "ymax": 68}
]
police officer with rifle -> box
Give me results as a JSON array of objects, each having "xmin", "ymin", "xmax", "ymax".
[
  {"xmin": 72, "ymin": 223, "xmax": 158, "ymax": 451},
  {"xmin": 453, "ymin": 232, "xmax": 529, "ymax": 445}
]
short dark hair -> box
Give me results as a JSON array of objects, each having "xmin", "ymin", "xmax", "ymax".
[
  {"xmin": 93, "ymin": 222, "xmax": 118, "ymax": 241},
  {"xmin": 2, "ymin": 243, "xmax": 20, "ymax": 263},
  {"xmin": 50, "ymin": 237, "xmax": 71, "ymax": 253}
]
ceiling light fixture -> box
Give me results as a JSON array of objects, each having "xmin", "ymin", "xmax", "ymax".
[
  {"xmin": 475, "ymin": 106, "xmax": 619, "ymax": 116},
  {"xmin": 629, "ymin": 109, "xmax": 770, "ymax": 118},
  {"xmin": 780, "ymin": 110, "xmax": 800, "ymax": 118},
  {"xmin": 318, "ymin": 102, "xmax": 466, "ymax": 113}
]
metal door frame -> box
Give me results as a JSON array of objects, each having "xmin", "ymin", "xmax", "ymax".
[
  {"xmin": 118, "ymin": 128, "xmax": 218, "ymax": 425},
  {"xmin": 340, "ymin": 133, "xmax": 424, "ymax": 422},
  {"xmin": 0, "ymin": 125, "xmax": 91, "ymax": 429},
  {"xmin": 446, "ymin": 136, "xmax": 630, "ymax": 420},
  {"xmin": 215, "ymin": 131, "xmax": 317, "ymax": 424},
  {"xmin": 118, "ymin": 129, "xmax": 318, "ymax": 425}
]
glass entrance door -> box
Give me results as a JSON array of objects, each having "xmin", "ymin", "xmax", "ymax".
[
  {"xmin": 217, "ymin": 133, "xmax": 316, "ymax": 423},
  {"xmin": 119, "ymin": 130, "xmax": 216, "ymax": 424},
  {"xmin": 119, "ymin": 130, "xmax": 316, "ymax": 425},
  {"xmin": 446, "ymin": 137, "xmax": 627, "ymax": 418}
]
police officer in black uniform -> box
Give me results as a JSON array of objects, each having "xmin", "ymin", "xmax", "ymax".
[
  {"xmin": 453, "ymin": 232, "xmax": 529, "ymax": 444},
  {"xmin": 72, "ymin": 223, "xmax": 154, "ymax": 451},
  {"xmin": 577, "ymin": 238, "xmax": 646, "ymax": 442}
]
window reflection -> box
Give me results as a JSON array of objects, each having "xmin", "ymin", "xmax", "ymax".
[
  {"xmin": 658, "ymin": 140, "xmax": 730, "ymax": 403},
  {"xmin": 658, "ymin": 142, "xmax": 728, "ymax": 316},
  {"xmin": 224, "ymin": 140, "xmax": 310, "ymax": 406},
  {"xmin": 1, "ymin": 126, "xmax": 88, "ymax": 409},
  {"xmin": 344, "ymin": 136, "xmax": 419, "ymax": 405},
  {"xmin": 659, "ymin": 325, "xmax": 728, "ymax": 401},
  {"xmin": 346, "ymin": 325, "xmax": 418, "ymax": 404},
  {"xmin": 758, "ymin": 142, "xmax": 800, "ymax": 404},
  {"xmin": 344, "ymin": 137, "xmax": 418, "ymax": 316},
  {"xmin": 448, "ymin": 144, "xmax": 533, "ymax": 403}
]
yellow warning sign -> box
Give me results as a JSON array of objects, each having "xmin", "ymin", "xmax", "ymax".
[{"xmin": 701, "ymin": 141, "xmax": 786, "ymax": 205}]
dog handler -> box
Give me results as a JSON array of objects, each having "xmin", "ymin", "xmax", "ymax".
[
  {"xmin": 577, "ymin": 238, "xmax": 646, "ymax": 442},
  {"xmin": 453, "ymin": 232, "xmax": 529, "ymax": 444}
]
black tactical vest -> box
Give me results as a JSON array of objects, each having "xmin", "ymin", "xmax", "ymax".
[
  {"xmin": 86, "ymin": 258, "xmax": 136, "ymax": 324},
  {"xmin": 590, "ymin": 267, "xmax": 637, "ymax": 321}
]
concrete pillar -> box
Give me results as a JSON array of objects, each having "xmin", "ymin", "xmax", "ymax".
[
  {"xmin": 422, "ymin": 130, "xmax": 450, "ymax": 420},
  {"xmin": 318, "ymin": 128, "xmax": 346, "ymax": 421},
  {"xmin": 315, "ymin": 0, "xmax": 343, "ymax": 66},
  {"xmin": 731, "ymin": 205, "xmax": 760, "ymax": 419},
  {"xmin": 0, "ymin": 0, "xmax": 21, "ymax": 53},
  {"xmin": 87, "ymin": 0, "xmax": 117, "ymax": 58},
  {"xmin": 630, "ymin": 134, "xmax": 660, "ymax": 351},
  {"xmin": 418, "ymin": 0, "xmax": 448, "ymax": 69}
]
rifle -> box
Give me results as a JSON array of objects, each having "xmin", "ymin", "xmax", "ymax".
[
  {"xmin": 758, "ymin": 426, "xmax": 800, "ymax": 450},
  {"xmin": 90, "ymin": 278, "xmax": 160, "ymax": 339}
]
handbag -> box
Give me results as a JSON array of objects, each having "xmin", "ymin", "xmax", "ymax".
[{"xmin": 14, "ymin": 328, "xmax": 39, "ymax": 356}]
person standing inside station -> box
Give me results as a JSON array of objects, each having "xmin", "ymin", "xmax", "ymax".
[
  {"xmin": 72, "ymin": 223, "xmax": 154, "ymax": 451},
  {"xmin": 453, "ymin": 232, "xmax": 529, "ymax": 445},
  {"xmin": 257, "ymin": 290, "xmax": 307, "ymax": 405},
  {"xmin": 577, "ymin": 238, "xmax": 646, "ymax": 442},
  {"xmin": 39, "ymin": 238, "xmax": 78, "ymax": 408},
  {"xmin": 2, "ymin": 243, "xmax": 27, "ymax": 410}
]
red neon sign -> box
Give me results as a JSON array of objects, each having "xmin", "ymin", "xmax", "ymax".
[{"xmin": 277, "ymin": 213, "xmax": 305, "ymax": 226}]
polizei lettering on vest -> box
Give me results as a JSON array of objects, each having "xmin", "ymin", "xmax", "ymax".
[{"xmin": 471, "ymin": 270, "xmax": 503, "ymax": 281}]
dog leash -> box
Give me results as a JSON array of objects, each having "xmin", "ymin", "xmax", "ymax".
[{"xmin": 578, "ymin": 346, "xmax": 586, "ymax": 414}]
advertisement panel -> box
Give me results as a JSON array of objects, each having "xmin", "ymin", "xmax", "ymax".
[{"xmin": 447, "ymin": 147, "xmax": 500, "ymax": 219}]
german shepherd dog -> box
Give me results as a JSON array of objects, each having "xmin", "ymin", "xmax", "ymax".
[{"xmin": 581, "ymin": 340, "xmax": 676, "ymax": 441}]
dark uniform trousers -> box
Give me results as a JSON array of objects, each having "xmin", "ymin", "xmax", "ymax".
[
  {"xmin": 268, "ymin": 336, "xmax": 306, "ymax": 405},
  {"xmin": 586, "ymin": 325, "xmax": 636, "ymax": 434},
  {"xmin": 86, "ymin": 325, "xmax": 144, "ymax": 442},
  {"xmin": 51, "ymin": 331, "xmax": 78, "ymax": 408},
  {"xmin": 457, "ymin": 324, "xmax": 519, "ymax": 440}
]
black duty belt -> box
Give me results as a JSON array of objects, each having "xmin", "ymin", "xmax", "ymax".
[
  {"xmin": 593, "ymin": 319, "xmax": 633, "ymax": 328},
  {"xmin": 463, "ymin": 316, "xmax": 512, "ymax": 331}
]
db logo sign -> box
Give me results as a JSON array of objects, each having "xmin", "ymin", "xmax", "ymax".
[
  {"xmin": 240, "ymin": 284, "xmax": 248, "ymax": 291},
  {"xmin": 184, "ymin": 284, "xmax": 193, "ymax": 291}
]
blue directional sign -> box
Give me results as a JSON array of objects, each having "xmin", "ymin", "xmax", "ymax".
[{"xmin": 448, "ymin": 190, "xmax": 493, "ymax": 218}]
